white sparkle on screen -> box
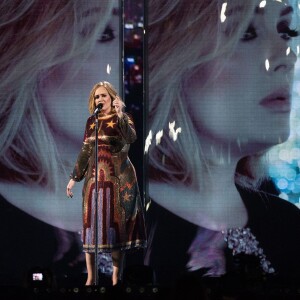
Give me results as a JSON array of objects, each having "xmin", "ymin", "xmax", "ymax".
[
  {"xmin": 155, "ymin": 130, "xmax": 164, "ymax": 145},
  {"xmin": 220, "ymin": 2, "xmax": 227, "ymax": 23},
  {"xmin": 259, "ymin": 1, "xmax": 266, "ymax": 8},
  {"xmin": 169, "ymin": 121, "xmax": 182, "ymax": 142},
  {"xmin": 144, "ymin": 130, "xmax": 152, "ymax": 153},
  {"xmin": 265, "ymin": 59, "xmax": 270, "ymax": 71},
  {"xmin": 106, "ymin": 64, "xmax": 111, "ymax": 74}
]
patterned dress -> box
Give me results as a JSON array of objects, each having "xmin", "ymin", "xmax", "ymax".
[{"xmin": 71, "ymin": 112, "xmax": 147, "ymax": 253}]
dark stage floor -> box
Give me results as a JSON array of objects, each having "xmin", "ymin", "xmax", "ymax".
[{"xmin": 1, "ymin": 273, "xmax": 300, "ymax": 300}]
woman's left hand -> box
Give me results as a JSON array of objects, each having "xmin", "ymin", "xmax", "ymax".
[{"xmin": 113, "ymin": 96, "xmax": 125, "ymax": 118}]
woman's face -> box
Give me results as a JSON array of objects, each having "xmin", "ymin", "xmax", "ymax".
[
  {"xmin": 40, "ymin": 5, "xmax": 119, "ymax": 146},
  {"xmin": 94, "ymin": 86, "xmax": 113, "ymax": 114},
  {"xmin": 16, "ymin": 3, "xmax": 121, "ymax": 231},
  {"xmin": 185, "ymin": 1, "xmax": 297, "ymax": 155}
]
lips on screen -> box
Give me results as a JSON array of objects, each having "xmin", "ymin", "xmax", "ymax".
[{"xmin": 146, "ymin": 1, "xmax": 300, "ymax": 211}]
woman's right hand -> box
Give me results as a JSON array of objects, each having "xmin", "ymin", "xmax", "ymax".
[{"xmin": 66, "ymin": 179, "xmax": 75, "ymax": 198}]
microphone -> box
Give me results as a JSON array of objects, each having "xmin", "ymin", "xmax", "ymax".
[{"xmin": 94, "ymin": 103, "xmax": 103, "ymax": 115}]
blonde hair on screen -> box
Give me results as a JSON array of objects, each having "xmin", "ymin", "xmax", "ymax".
[
  {"xmin": 148, "ymin": 0, "xmax": 265, "ymax": 189},
  {"xmin": 0, "ymin": 0, "xmax": 114, "ymax": 190}
]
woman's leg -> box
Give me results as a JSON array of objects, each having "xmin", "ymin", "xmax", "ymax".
[
  {"xmin": 85, "ymin": 252, "xmax": 95, "ymax": 285},
  {"xmin": 111, "ymin": 250, "xmax": 125, "ymax": 285}
]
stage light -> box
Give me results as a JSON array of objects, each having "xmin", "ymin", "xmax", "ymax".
[
  {"xmin": 125, "ymin": 23, "xmax": 134, "ymax": 29},
  {"xmin": 26, "ymin": 266, "xmax": 54, "ymax": 290},
  {"xmin": 126, "ymin": 57, "xmax": 135, "ymax": 63}
]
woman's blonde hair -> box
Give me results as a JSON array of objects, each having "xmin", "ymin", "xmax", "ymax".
[
  {"xmin": 148, "ymin": 0, "xmax": 265, "ymax": 189},
  {"xmin": 88, "ymin": 81, "xmax": 118, "ymax": 115},
  {"xmin": 0, "ymin": 0, "xmax": 114, "ymax": 190}
]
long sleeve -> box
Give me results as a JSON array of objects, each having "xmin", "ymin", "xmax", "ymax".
[
  {"xmin": 70, "ymin": 118, "xmax": 93, "ymax": 182},
  {"xmin": 117, "ymin": 113, "xmax": 137, "ymax": 144}
]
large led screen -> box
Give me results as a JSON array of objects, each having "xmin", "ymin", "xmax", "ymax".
[
  {"xmin": 0, "ymin": 0, "xmax": 122, "ymax": 284},
  {"xmin": 145, "ymin": 0, "xmax": 300, "ymax": 286}
]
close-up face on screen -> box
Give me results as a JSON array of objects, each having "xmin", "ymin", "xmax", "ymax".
[
  {"xmin": 145, "ymin": 0, "xmax": 300, "ymax": 286},
  {"xmin": 0, "ymin": 0, "xmax": 120, "ymax": 230},
  {"xmin": 0, "ymin": 0, "xmax": 122, "ymax": 284}
]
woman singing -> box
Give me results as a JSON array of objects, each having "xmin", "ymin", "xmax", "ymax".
[{"xmin": 66, "ymin": 81, "xmax": 147, "ymax": 285}]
